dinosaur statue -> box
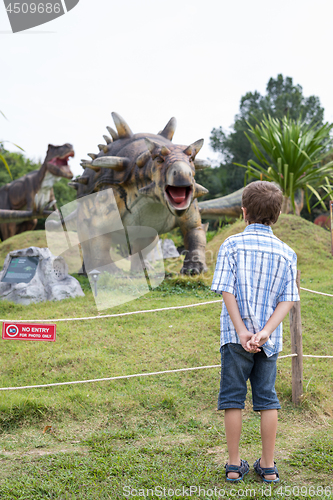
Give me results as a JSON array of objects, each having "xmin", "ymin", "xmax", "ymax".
[
  {"xmin": 0, "ymin": 143, "xmax": 74, "ymax": 241},
  {"xmin": 68, "ymin": 113, "xmax": 242, "ymax": 275}
]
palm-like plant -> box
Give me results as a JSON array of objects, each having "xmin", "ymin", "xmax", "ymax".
[
  {"xmin": 237, "ymin": 115, "xmax": 333, "ymax": 214},
  {"xmin": 0, "ymin": 110, "xmax": 25, "ymax": 180}
]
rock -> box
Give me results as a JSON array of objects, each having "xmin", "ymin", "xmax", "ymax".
[
  {"xmin": 0, "ymin": 247, "xmax": 84, "ymax": 305},
  {"xmin": 162, "ymin": 239, "xmax": 180, "ymax": 259},
  {"xmin": 146, "ymin": 239, "xmax": 180, "ymax": 262}
]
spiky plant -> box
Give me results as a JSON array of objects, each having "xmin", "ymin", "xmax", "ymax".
[
  {"xmin": 237, "ymin": 115, "xmax": 333, "ymax": 214},
  {"xmin": 0, "ymin": 110, "xmax": 24, "ymax": 180}
]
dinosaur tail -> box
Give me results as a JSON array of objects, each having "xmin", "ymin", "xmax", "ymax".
[
  {"xmin": 0, "ymin": 209, "xmax": 53, "ymax": 223},
  {"xmin": 198, "ymin": 187, "xmax": 244, "ymax": 219}
]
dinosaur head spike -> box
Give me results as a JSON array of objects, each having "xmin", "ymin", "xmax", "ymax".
[
  {"xmin": 183, "ymin": 139, "xmax": 204, "ymax": 159},
  {"xmin": 76, "ymin": 176, "xmax": 89, "ymax": 185},
  {"xmin": 136, "ymin": 151, "xmax": 151, "ymax": 168},
  {"xmin": 193, "ymin": 182, "xmax": 209, "ymax": 199},
  {"xmin": 88, "ymin": 153, "xmax": 97, "ymax": 160},
  {"xmin": 145, "ymin": 138, "xmax": 159, "ymax": 154},
  {"xmin": 103, "ymin": 135, "xmax": 112, "ymax": 144},
  {"xmin": 111, "ymin": 112, "xmax": 133, "ymax": 138},
  {"xmin": 92, "ymin": 156, "xmax": 130, "ymax": 171},
  {"xmin": 80, "ymin": 159, "xmax": 92, "ymax": 168},
  {"xmin": 98, "ymin": 144, "xmax": 109, "ymax": 154},
  {"xmin": 161, "ymin": 146, "xmax": 171, "ymax": 157},
  {"xmin": 107, "ymin": 126, "xmax": 118, "ymax": 141},
  {"xmin": 159, "ymin": 117, "xmax": 177, "ymax": 141},
  {"xmin": 194, "ymin": 159, "xmax": 211, "ymax": 170}
]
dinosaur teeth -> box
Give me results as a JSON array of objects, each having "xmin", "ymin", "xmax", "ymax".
[
  {"xmin": 159, "ymin": 117, "xmax": 177, "ymax": 141},
  {"xmin": 103, "ymin": 135, "xmax": 112, "ymax": 144},
  {"xmin": 184, "ymin": 139, "xmax": 204, "ymax": 158},
  {"xmin": 68, "ymin": 181, "xmax": 79, "ymax": 190},
  {"xmin": 194, "ymin": 159, "xmax": 211, "ymax": 170},
  {"xmin": 106, "ymin": 126, "xmax": 118, "ymax": 141},
  {"xmin": 92, "ymin": 156, "xmax": 130, "ymax": 171},
  {"xmin": 111, "ymin": 112, "xmax": 133, "ymax": 138}
]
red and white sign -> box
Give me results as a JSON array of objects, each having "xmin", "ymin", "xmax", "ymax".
[{"xmin": 2, "ymin": 322, "xmax": 56, "ymax": 342}]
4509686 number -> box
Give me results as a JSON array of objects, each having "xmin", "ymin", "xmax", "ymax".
[{"xmin": 6, "ymin": 3, "xmax": 61, "ymax": 14}]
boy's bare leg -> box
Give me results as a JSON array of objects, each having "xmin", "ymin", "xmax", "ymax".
[
  {"xmin": 260, "ymin": 409, "xmax": 278, "ymax": 480},
  {"xmin": 224, "ymin": 409, "xmax": 242, "ymax": 479}
]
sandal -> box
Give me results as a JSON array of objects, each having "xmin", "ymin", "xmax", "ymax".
[
  {"xmin": 253, "ymin": 458, "xmax": 280, "ymax": 484},
  {"xmin": 225, "ymin": 459, "xmax": 249, "ymax": 482}
]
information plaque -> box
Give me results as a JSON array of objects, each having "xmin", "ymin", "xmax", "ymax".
[{"xmin": 1, "ymin": 256, "xmax": 39, "ymax": 284}]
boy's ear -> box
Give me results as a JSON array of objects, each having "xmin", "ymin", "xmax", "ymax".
[{"xmin": 241, "ymin": 207, "xmax": 247, "ymax": 221}]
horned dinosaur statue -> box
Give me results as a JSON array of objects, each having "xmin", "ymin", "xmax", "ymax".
[
  {"xmin": 0, "ymin": 143, "xmax": 74, "ymax": 241},
  {"xmin": 68, "ymin": 113, "xmax": 242, "ymax": 275}
]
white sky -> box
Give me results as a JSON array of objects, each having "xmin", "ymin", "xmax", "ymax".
[{"xmin": 1, "ymin": 0, "xmax": 333, "ymax": 177}]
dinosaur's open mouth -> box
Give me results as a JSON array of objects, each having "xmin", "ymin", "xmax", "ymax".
[
  {"xmin": 165, "ymin": 185, "xmax": 192, "ymax": 209},
  {"xmin": 49, "ymin": 151, "xmax": 74, "ymax": 168}
]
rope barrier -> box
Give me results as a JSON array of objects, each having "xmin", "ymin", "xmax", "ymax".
[
  {"xmin": 300, "ymin": 287, "xmax": 333, "ymax": 298},
  {"xmin": 3, "ymin": 352, "xmax": 332, "ymax": 392},
  {"xmin": 0, "ymin": 287, "xmax": 332, "ymax": 392},
  {"xmin": 303, "ymin": 354, "xmax": 333, "ymax": 359},
  {"xmin": 0, "ymin": 286, "xmax": 331, "ymax": 324},
  {"xmin": 0, "ymin": 299, "xmax": 223, "ymax": 323}
]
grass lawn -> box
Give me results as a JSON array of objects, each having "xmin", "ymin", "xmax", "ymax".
[{"xmin": 0, "ymin": 215, "xmax": 332, "ymax": 499}]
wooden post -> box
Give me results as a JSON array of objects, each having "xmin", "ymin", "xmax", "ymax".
[
  {"xmin": 330, "ymin": 201, "xmax": 333, "ymax": 256},
  {"xmin": 289, "ymin": 270, "xmax": 303, "ymax": 405}
]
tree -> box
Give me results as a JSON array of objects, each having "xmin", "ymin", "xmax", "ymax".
[
  {"xmin": 238, "ymin": 115, "xmax": 333, "ymax": 215},
  {"xmin": 193, "ymin": 166, "xmax": 224, "ymax": 201},
  {"xmin": 210, "ymin": 74, "xmax": 326, "ymax": 195}
]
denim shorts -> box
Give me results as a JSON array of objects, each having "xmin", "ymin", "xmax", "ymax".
[{"xmin": 218, "ymin": 343, "xmax": 281, "ymax": 411}]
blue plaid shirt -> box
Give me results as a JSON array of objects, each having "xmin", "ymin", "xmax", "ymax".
[{"xmin": 211, "ymin": 224, "xmax": 300, "ymax": 357}]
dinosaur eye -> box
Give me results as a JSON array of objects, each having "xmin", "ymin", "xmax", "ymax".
[{"xmin": 156, "ymin": 157, "xmax": 164, "ymax": 164}]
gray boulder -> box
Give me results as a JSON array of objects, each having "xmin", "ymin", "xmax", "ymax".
[
  {"xmin": 0, "ymin": 247, "xmax": 84, "ymax": 305},
  {"xmin": 146, "ymin": 239, "xmax": 180, "ymax": 262}
]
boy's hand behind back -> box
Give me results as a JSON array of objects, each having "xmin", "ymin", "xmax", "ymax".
[
  {"xmin": 246, "ymin": 330, "xmax": 269, "ymax": 351},
  {"xmin": 238, "ymin": 331, "xmax": 261, "ymax": 353},
  {"xmin": 246, "ymin": 301, "xmax": 295, "ymax": 352}
]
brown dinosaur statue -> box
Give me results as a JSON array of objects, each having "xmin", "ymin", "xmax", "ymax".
[
  {"xmin": 67, "ymin": 113, "xmax": 242, "ymax": 275},
  {"xmin": 0, "ymin": 143, "xmax": 74, "ymax": 241}
]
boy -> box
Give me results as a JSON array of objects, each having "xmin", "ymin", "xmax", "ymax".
[{"xmin": 211, "ymin": 181, "xmax": 299, "ymax": 483}]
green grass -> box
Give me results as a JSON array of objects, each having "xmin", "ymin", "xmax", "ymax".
[{"xmin": 0, "ymin": 215, "xmax": 333, "ymax": 499}]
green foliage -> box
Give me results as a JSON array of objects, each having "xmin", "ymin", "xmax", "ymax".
[
  {"xmin": 0, "ymin": 110, "xmax": 26, "ymax": 179},
  {"xmin": 53, "ymin": 178, "xmax": 77, "ymax": 208},
  {"xmin": 288, "ymin": 429, "xmax": 333, "ymax": 473},
  {"xmin": 238, "ymin": 115, "xmax": 333, "ymax": 212},
  {"xmin": 0, "ymin": 145, "xmax": 40, "ymax": 186},
  {"xmin": 210, "ymin": 74, "xmax": 326, "ymax": 195},
  {"xmin": 194, "ymin": 167, "xmax": 224, "ymax": 200}
]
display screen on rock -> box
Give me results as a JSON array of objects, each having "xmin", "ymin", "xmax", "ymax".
[{"xmin": 1, "ymin": 256, "xmax": 39, "ymax": 284}]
